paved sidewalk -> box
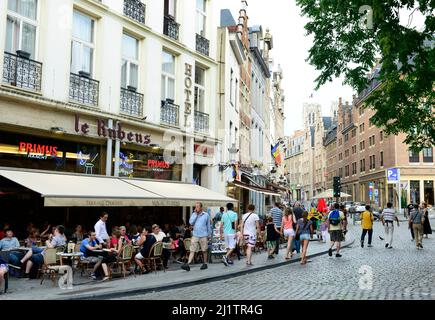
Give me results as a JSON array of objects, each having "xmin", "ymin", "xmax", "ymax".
[{"xmin": 1, "ymin": 233, "xmax": 354, "ymax": 300}]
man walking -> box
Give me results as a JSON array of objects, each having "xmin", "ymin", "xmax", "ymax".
[
  {"xmin": 181, "ymin": 202, "xmax": 212, "ymax": 271},
  {"xmin": 327, "ymin": 203, "xmax": 346, "ymax": 258},
  {"xmin": 380, "ymin": 202, "xmax": 400, "ymax": 249},
  {"xmin": 270, "ymin": 202, "xmax": 283, "ymax": 254},
  {"xmin": 240, "ymin": 204, "xmax": 260, "ymax": 266},
  {"xmin": 94, "ymin": 212, "xmax": 110, "ymax": 247},
  {"xmin": 409, "ymin": 204, "xmax": 424, "ymax": 249},
  {"xmin": 220, "ymin": 203, "xmax": 238, "ymax": 266},
  {"xmin": 360, "ymin": 205, "xmax": 374, "ymax": 248}
]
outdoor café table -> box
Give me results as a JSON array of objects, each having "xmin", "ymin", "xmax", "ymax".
[{"xmin": 56, "ymin": 252, "xmax": 83, "ymax": 266}]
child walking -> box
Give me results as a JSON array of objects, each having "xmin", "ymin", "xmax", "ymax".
[{"xmin": 266, "ymin": 216, "xmax": 280, "ymax": 259}]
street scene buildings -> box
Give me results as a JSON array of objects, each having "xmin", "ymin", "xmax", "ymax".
[
  {"xmin": 0, "ymin": 0, "xmax": 287, "ymax": 228},
  {"xmin": 0, "ymin": 0, "xmax": 434, "ymax": 304},
  {"xmin": 285, "ymin": 65, "xmax": 435, "ymax": 211}
]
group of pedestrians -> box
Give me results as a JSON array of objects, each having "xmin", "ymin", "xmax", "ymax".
[
  {"xmin": 360, "ymin": 202, "xmax": 432, "ymax": 250},
  {"xmin": 180, "ymin": 200, "xmax": 353, "ymax": 270}
]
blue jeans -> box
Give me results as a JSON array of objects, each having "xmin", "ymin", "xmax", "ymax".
[
  {"xmin": 292, "ymin": 239, "xmax": 301, "ymax": 253},
  {"xmin": 8, "ymin": 251, "xmax": 24, "ymax": 266}
]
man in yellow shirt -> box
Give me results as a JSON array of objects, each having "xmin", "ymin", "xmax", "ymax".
[{"xmin": 360, "ymin": 205, "xmax": 374, "ymax": 248}]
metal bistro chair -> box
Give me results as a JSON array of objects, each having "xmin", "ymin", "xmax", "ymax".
[
  {"xmin": 145, "ymin": 242, "xmax": 164, "ymax": 274},
  {"xmin": 115, "ymin": 244, "xmax": 135, "ymax": 278},
  {"xmin": 75, "ymin": 243, "xmax": 97, "ymax": 277},
  {"xmin": 39, "ymin": 248, "xmax": 61, "ymax": 286}
]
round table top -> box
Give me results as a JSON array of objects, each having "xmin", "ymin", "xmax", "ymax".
[{"xmin": 56, "ymin": 252, "xmax": 83, "ymax": 257}]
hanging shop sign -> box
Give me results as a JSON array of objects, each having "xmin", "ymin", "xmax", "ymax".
[{"xmin": 74, "ymin": 114, "xmax": 151, "ymax": 145}]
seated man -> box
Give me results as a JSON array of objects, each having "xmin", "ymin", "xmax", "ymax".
[
  {"xmin": 0, "ymin": 255, "xmax": 8, "ymax": 292},
  {"xmin": 0, "ymin": 229, "xmax": 21, "ymax": 267},
  {"xmin": 134, "ymin": 228, "xmax": 156, "ymax": 274},
  {"xmin": 19, "ymin": 225, "xmax": 66, "ymax": 278},
  {"xmin": 80, "ymin": 232, "xmax": 107, "ymax": 281}
]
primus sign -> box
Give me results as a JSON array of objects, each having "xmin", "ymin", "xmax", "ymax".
[{"xmin": 74, "ymin": 114, "xmax": 151, "ymax": 145}]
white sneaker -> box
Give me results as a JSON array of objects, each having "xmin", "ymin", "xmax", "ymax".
[{"xmin": 222, "ymin": 256, "xmax": 229, "ymax": 266}]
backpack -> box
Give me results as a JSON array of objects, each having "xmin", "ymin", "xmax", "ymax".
[{"xmin": 329, "ymin": 210, "xmax": 341, "ymax": 226}]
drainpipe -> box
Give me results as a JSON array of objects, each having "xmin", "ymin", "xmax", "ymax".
[{"xmin": 114, "ymin": 121, "xmax": 120, "ymax": 177}]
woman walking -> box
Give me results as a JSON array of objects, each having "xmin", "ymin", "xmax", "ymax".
[
  {"xmin": 295, "ymin": 211, "xmax": 313, "ymax": 265},
  {"xmin": 280, "ymin": 207, "xmax": 296, "ymax": 259},
  {"xmin": 422, "ymin": 203, "xmax": 432, "ymax": 238}
]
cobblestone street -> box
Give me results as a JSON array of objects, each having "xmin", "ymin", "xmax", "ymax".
[{"xmin": 123, "ymin": 220, "xmax": 435, "ymax": 300}]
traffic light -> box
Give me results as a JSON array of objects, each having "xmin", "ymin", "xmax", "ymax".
[{"xmin": 333, "ymin": 176, "xmax": 341, "ymax": 198}]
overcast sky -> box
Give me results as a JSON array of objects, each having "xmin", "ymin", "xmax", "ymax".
[{"xmin": 215, "ymin": 0, "xmax": 355, "ymax": 136}]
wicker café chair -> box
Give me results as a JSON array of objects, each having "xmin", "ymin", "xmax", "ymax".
[
  {"xmin": 39, "ymin": 248, "xmax": 61, "ymax": 286},
  {"xmin": 115, "ymin": 244, "xmax": 135, "ymax": 278},
  {"xmin": 144, "ymin": 242, "xmax": 164, "ymax": 274}
]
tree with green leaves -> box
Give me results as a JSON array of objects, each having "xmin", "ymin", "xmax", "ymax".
[{"xmin": 296, "ymin": 0, "xmax": 434, "ymax": 150}]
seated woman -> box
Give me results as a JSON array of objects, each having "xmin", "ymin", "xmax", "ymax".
[
  {"xmin": 0, "ymin": 256, "xmax": 8, "ymax": 293},
  {"xmin": 19, "ymin": 225, "xmax": 67, "ymax": 278},
  {"xmin": 129, "ymin": 225, "xmax": 140, "ymax": 243},
  {"xmin": 109, "ymin": 229, "xmax": 120, "ymax": 249},
  {"xmin": 119, "ymin": 226, "xmax": 131, "ymax": 246},
  {"xmin": 25, "ymin": 228, "xmax": 40, "ymax": 248},
  {"xmin": 134, "ymin": 228, "xmax": 156, "ymax": 274},
  {"xmin": 70, "ymin": 225, "xmax": 85, "ymax": 243}
]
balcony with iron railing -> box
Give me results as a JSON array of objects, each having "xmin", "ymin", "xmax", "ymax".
[
  {"xmin": 69, "ymin": 72, "xmax": 99, "ymax": 107},
  {"xmin": 194, "ymin": 110, "xmax": 209, "ymax": 133},
  {"xmin": 163, "ymin": 15, "xmax": 180, "ymax": 41},
  {"xmin": 196, "ymin": 34, "xmax": 210, "ymax": 56},
  {"xmin": 160, "ymin": 99, "xmax": 179, "ymax": 127},
  {"xmin": 2, "ymin": 51, "xmax": 42, "ymax": 91},
  {"xmin": 124, "ymin": 0, "xmax": 146, "ymax": 24},
  {"xmin": 120, "ymin": 86, "xmax": 143, "ymax": 117}
]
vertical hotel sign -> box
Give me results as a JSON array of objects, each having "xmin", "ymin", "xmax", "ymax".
[{"xmin": 184, "ymin": 63, "xmax": 192, "ymax": 115}]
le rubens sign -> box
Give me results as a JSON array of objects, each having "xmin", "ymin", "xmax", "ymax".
[{"xmin": 74, "ymin": 114, "xmax": 151, "ymax": 145}]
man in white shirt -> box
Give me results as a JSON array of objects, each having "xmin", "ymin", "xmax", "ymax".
[
  {"xmin": 240, "ymin": 204, "xmax": 260, "ymax": 266},
  {"xmin": 381, "ymin": 202, "xmax": 400, "ymax": 249},
  {"xmin": 151, "ymin": 224, "xmax": 166, "ymax": 242},
  {"xmin": 94, "ymin": 212, "xmax": 110, "ymax": 246}
]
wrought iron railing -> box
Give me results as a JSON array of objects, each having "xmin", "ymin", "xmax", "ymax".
[
  {"xmin": 124, "ymin": 0, "xmax": 146, "ymax": 24},
  {"xmin": 69, "ymin": 73, "xmax": 99, "ymax": 106},
  {"xmin": 160, "ymin": 99, "xmax": 179, "ymax": 126},
  {"xmin": 196, "ymin": 34, "xmax": 210, "ymax": 56},
  {"xmin": 194, "ymin": 110, "xmax": 209, "ymax": 133},
  {"xmin": 2, "ymin": 51, "xmax": 42, "ymax": 91},
  {"xmin": 120, "ymin": 87, "xmax": 143, "ymax": 117},
  {"xmin": 163, "ymin": 15, "xmax": 180, "ymax": 41}
]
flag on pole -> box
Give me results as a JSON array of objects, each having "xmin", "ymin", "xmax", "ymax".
[
  {"xmin": 232, "ymin": 163, "xmax": 240, "ymax": 181},
  {"xmin": 271, "ymin": 143, "xmax": 282, "ymax": 165}
]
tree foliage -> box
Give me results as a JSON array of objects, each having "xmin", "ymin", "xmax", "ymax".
[{"xmin": 296, "ymin": 0, "xmax": 435, "ymax": 150}]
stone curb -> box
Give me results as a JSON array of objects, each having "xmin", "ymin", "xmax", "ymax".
[{"xmin": 64, "ymin": 235, "xmax": 355, "ymax": 300}]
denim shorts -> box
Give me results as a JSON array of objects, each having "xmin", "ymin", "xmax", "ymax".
[
  {"xmin": 30, "ymin": 253, "xmax": 44, "ymax": 264},
  {"xmin": 300, "ymin": 233, "xmax": 311, "ymax": 241}
]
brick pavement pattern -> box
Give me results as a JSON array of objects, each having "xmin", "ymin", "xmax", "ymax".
[{"xmin": 124, "ymin": 221, "xmax": 435, "ymax": 300}]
